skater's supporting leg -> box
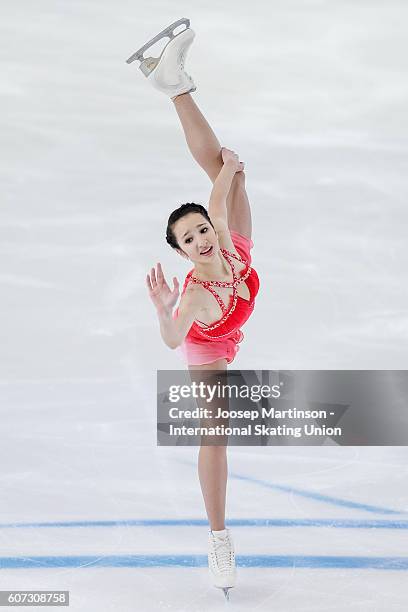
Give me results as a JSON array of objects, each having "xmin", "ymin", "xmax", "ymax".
[
  {"xmin": 189, "ymin": 358, "xmax": 228, "ymax": 531},
  {"xmin": 198, "ymin": 445, "xmax": 227, "ymax": 531},
  {"xmin": 172, "ymin": 93, "xmax": 252, "ymax": 239}
]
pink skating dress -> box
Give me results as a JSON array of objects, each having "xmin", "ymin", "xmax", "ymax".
[{"xmin": 174, "ymin": 230, "xmax": 260, "ymax": 365}]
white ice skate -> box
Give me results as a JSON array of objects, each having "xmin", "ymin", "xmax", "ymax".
[
  {"xmin": 126, "ymin": 18, "xmax": 196, "ymax": 98},
  {"xmin": 208, "ymin": 529, "xmax": 236, "ymax": 601}
]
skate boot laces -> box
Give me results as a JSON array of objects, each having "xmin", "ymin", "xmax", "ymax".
[
  {"xmin": 212, "ymin": 534, "xmax": 234, "ymax": 573},
  {"xmin": 178, "ymin": 50, "xmax": 193, "ymax": 83},
  {"xmin": 179, "ymin": 51, "xmax": 193, "ymax": 83},
  {"xmin": 179, "ymin": 50, "xmax": 185, "ymax": 71}
]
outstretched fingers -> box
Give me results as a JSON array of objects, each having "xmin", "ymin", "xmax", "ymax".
[
  {"xmin": 146, "ymin": 264, "xmax": 179, "ymax": 302},
  {"xmin": 150, "ymin": 266, "xmax": 157, "ymax": 287},
  {"xmin": 146, "ymin": 263, "xmax": 167, "ymax": 294},
  {"xmin": 156, "ymin": 262, "xmax": 164, "ymax": 282},
  {"xmin": 146, "ymin": 266, "xmax": 159, "ymax": 295},
  {"xmin": 157, "ymin": 262, "xmax": 170, "ymax": 291},
  {"xmin": 172, "ymin": 276, "xmax": 179, "ymax": 295}
]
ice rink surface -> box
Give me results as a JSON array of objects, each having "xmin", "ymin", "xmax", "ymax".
[{"xmin": 1, "ymin": 0, "xmax": 408, "ymax": 609}]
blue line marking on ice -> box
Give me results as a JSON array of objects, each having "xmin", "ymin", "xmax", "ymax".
[
  {"xmin": 176, "ymin": 459, "xmax": 405, "ymax": 515},
  {"xmin": 1, "ymin": 555, "xmax": 408, "ymax": 570},
  {"xmin": 1, "ymin": 518, "xmax": 408, "ymax": 529},
  {"xmin": 229, "ymin": 472, "xmax": 403, "ymax": 515}
]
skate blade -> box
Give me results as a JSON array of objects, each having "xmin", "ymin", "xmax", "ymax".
[
  {"xmin": 222, "ymin": 587, "xmax": 231, "ymax": 601},
  {"xmin": 126, "ymin": 17, "xmax": 190, "ymax": 73}
]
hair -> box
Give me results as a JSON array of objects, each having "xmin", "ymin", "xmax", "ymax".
[{"xmin": 166, "ymin": 202, "xmax": 214, "ymax": 250}]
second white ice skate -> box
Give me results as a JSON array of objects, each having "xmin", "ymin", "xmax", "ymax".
[
  {"xmin": 126, "ymin": 18, "xmax": 196, "ymax": 98},
  {"xmin": 208, "ymin": 529, "xmax": 236, "ymax": 600}
]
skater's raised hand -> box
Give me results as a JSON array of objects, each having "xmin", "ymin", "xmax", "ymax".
[
  {"xmin": 146, "ymin": 263, "xmax": 179, "ymax": 314},
  {"xmin": 221, "ymin": 147, "xmax": 245, "ymax": 173}
]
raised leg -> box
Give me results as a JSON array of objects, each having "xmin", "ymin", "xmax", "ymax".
[
  {"xmin": 173, "ymin": 94, "xmax": 252, "ymax": 239},
  {"xmin": 173, "ymin": 93, "xmax": 222, "ymax": 181}
]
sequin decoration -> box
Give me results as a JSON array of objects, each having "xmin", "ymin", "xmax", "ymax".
[{"xmin": 188, "ymin": 248, "xmax": 253, "ymax": 338}]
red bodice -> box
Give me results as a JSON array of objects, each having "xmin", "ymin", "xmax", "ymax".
[{"xmin": 181, "ymin": 246, "xmax": 260, "ymax": 342}]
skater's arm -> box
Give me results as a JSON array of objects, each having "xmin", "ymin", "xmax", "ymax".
[
  {"xmin": 158, "ymin": 285, "xmax": 202, "ymax": 349},
  {"xmin": 208, "ymin": 161, "xmax": 236, "ymax": 223},
  {"xmin": 208, "ymin": 148, "xmax": 245, "ymax": 223},
  {"xmin": 147, "ymin": 263, "xmax": 197, "ymax": 349}
]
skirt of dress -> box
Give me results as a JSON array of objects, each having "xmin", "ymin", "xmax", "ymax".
[{"xmin": 177, "ymin": 329, "xmax": 244, "ymax": 366}]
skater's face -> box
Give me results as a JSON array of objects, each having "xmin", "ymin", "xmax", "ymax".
[{"xmin": 173, "ymin": 213, "xmax": 218, "ymax": 262}]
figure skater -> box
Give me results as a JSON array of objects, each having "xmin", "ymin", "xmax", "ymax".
[{"xmin": 127, "ymin": 18, "xmax": 260, "ymax": 599}]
